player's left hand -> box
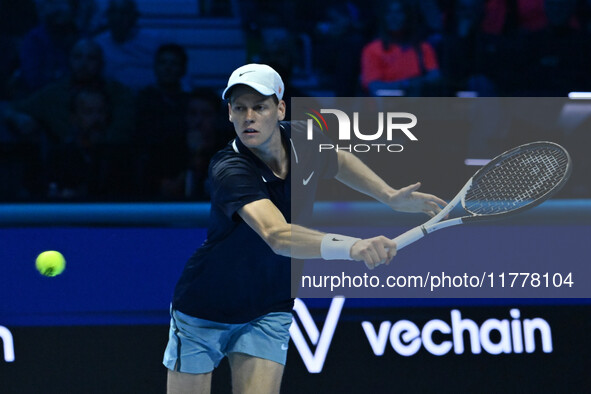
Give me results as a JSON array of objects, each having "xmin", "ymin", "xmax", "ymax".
[{"xmin": 388, "ymin": 182, "xmax": 447, "ymax": 218}]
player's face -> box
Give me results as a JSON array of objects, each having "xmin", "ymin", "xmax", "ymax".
[{"xmin": 228, "ymin": 86, "xmax": 286, "ymax": 150}]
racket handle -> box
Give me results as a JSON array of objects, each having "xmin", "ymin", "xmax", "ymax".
[{"xmin": 392, "ymin": 226, "xmax": 425, "ymax": 251}]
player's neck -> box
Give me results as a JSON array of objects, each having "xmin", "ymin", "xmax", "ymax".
[{"xmin": 250, "ymin": 127, "xmax": 288, "ymax": 179}]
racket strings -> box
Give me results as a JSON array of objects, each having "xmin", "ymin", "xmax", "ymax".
[{"xmin": 464, "ymin": 146, "xmax": 569, "ymax": 215}]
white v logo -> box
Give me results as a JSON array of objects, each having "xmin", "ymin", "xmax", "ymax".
[{"xmin": 290, "ymin": 297, "xmax": 345, "ymax": 373}]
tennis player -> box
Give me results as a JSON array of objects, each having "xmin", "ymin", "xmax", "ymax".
[{"xmin": 163, "ymin": 64, "xmax": 446, "ymax": 394}]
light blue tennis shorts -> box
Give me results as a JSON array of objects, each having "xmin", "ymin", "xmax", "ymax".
[{"xmin": 163, "ymin": 308, "xmax": 293, "ymax": 374}]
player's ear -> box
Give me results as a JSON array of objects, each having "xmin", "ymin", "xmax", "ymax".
[
  {"xmin": 277, "ymin": 100, "xmax": 286, "ymax": 121},
  {"xmin": 228, "ymin": 102, "xmax": 232, "ymax": 121}
]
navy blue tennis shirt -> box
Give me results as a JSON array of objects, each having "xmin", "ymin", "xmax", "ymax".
[{"xmin": 172, "ymin": 121, "xmax": 338, "ymax": 323}]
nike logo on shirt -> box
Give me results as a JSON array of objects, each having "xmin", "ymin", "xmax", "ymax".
[{"xmin": 303, "ymin": 171, "xmax": 315, "ymax": 185}]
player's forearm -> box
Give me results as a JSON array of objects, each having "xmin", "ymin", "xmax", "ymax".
[
  {"xmin": 267, "ymin": 223, "xmax": 392, "ymax": 267},
  {"xmin": 240, "ymin": 200, "xmax": 333, "ymax": 258},
  {"xmin": 239, "ymin": 198, "xmax": 381, "ymax": 263},
  {"xmin": 264, "ymin": 224, "xmax": 324, "ymax": 258},
  {"xmin": 266, "ymin": 223, "xmax": 396, "ymax": 269},
  {"xmin": 265, "ymin": 224, "xmax": 365, "ymax": 262},
  {"xmin": 335, "ymin": 151, "xmax": 396, "ymax": 204}
]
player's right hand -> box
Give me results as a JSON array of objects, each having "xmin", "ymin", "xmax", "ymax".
[{"xmin": 350, "ymin": 236, "xmax": 397, "ymax": 270}]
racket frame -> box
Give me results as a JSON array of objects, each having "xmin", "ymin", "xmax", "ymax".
[{"xmin": 392, "ymin": 141, "xmax": 572, "ymax": 251}]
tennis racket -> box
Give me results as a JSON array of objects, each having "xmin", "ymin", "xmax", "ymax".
[{"xmin": 393, "ymin": 141, "xmax": 572, "ymax": 251}]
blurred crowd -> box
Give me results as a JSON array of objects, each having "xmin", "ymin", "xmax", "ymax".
[
  {"xmin": 0, "ymin": 0, "xmax": 232, "ymax": 201},
  {"xmin": 1, "ymin": 0, "xmax": 590, "ymax": 202}
]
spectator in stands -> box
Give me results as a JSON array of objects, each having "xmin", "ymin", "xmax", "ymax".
[
  {"xmin": 314, "ymin": 3, "xmax": 366, "ymax": 96},
  {"xmin": 4, "ymin": 38, "xmax": 135, "ymax": 199},
  {"xmin": 19, "ymin": 0, "xmax": 79, "ymax": 94},
  {"xmin": 183, "ymin": 88, "xmax": 230, "ymax": 200},
  {"xmin": 138, "ymin": 88, "xmax": 232, "ymax": 200},
  {"xmin": 5, "ymin": 38, "xmax": 134, "ymax": 145},
  {"xmin": 503, "ymin": 0, "xmax": 591, "ymax": 95},
  {"xmin": 0, "ymin": 37, "xmax": 20, "ymax": 100},
  {"xmin": 438, "ymin": 0, "xmax": 501, "ymax": 95},
  {"xmin": 94, "ymin": 0, "xmax": 162, "ymax": 91},
  {"xmin": 135, "ymin": 43, "xmax": 190, "ymax": 198},
  {"xmin": 360, "ymin": 0, "xmax": 442, "ymax": 96},
  {"xmin": 0, "ymin": 101, "xmax": 42, "ymax": 200},
  {"xmin": 137, "ymin": 86, "xmax": 227, "ymax": 201},
  {"xmin": 416, "ymin": 0, "xmax": 444, "ymax": 47},
  {"xmin": 517, "ymin": 0, "xmax": 550, "ymax": 32},
  {"xmin": 73, "ymin": 0, "xmax": 106, "ymax": 37},
  {"xmin": 46, "ymin": 87, "xmax": 133, "ymax": 199},
  {"xmin": 480, "ymin": 0, "xmax": 581, "ymax": 35}
]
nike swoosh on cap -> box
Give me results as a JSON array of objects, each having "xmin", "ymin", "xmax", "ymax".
[{"xmin": 239, "ymin": 70, "xmax": 255, "ymax": 77}]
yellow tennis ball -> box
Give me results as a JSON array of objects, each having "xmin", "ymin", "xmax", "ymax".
[{"xmin": 35, "ymin": 251, "xmax": 66, "ymax": 277}]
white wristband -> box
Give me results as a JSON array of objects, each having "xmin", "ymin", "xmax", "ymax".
[{"xmin": 320, "ymin": 234, "xmax": 361, "ymax": 260}]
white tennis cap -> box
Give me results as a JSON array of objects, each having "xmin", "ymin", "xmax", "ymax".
[{"xmin": 222, "ymin": 63, "xmax": 284, "ymax": 100}]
